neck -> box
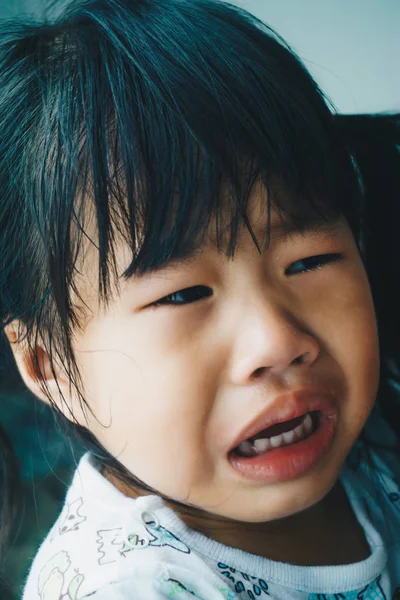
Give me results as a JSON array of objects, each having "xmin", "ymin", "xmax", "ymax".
[{"xmin": 103, "ymin": 468, "xmax": 370, "ymax": 566}]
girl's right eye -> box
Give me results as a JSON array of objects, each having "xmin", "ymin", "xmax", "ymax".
[{"xmin": 153, "ymin": 285, "xmax": 213, "ymax": 307}]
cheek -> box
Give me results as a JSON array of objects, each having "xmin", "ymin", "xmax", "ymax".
[
  {"xmin": 74, "ymin": 320, "xmax": 217, "ymax": 495},
  {"xmin": 309, "ymin": 263, "xmax": 379, "ymax": 418}
]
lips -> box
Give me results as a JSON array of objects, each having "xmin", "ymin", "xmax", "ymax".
[
  {"xmin": 228, "ymin": 389, "xmax": 338, "ymax": 483},
  {"xmin": 229, "ymin": 389, "xmax": 337, "ymax": 452}
]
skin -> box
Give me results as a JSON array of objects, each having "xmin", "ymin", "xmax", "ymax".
[{"xmin": 7, "ymin": 187, "xmax": 380, "ymax": 566}]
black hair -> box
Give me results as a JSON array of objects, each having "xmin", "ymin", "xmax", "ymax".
[{"xmin": 0, "ymin": 0, "xmax": 399, "ymax": 553}]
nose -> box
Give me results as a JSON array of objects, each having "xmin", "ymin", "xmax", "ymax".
[{"xmin": 228, "ymin": 297, "xmax": 320, "ymax": 385}]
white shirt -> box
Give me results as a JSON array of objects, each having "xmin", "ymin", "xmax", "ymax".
[{"xmin": 23, "ymin": 437, "xmax": 400, "ymax": 599}]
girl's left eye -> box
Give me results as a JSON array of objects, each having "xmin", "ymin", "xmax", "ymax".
[
  {"xmin": 285, "ymin": 253, "xmax": 344, "ymax": 276},
  {"xmin": 153, "ymin": 285, "xmax": 213, "ymax": 307}
]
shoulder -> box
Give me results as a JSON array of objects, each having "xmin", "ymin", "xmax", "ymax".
[
  {"xmin": 22, "ymin": 454, "xmax": 235, "ymax": 599},
  {"xmin": 21, "ymin": 454, "xmax": 167, "ymax": 599},
  {"xmin": 361, "ymin": 405, "xmax": 400, "ymax": 485},
  {"xmin": 345, "ymin": 408, "xmax": 400, "ymax": 536},
  {"xmin": 78, "ymin": 579, "xmax": 207, "ymax": 599}
]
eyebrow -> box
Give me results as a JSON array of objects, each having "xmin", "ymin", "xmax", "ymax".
[
  {"xmin": 121, "ymin": 216, "xmax": 340, "ymax": 280},
  {"xmin": 121, "ymin": 246, "xmax": 205, "ymax": 281},
  {"xmin": 273, "ymin": 216, "xmax": 341, "ymax": 239}
]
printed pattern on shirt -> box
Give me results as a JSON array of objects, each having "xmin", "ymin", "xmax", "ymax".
[
  {"xmin": 307, "ymin": 576, "xmax": 386, "ymax": 600},
  {"xmin": 96, "ymin": 521, "xmax": 190, "ymax": 565},
  {"xmin": 58, "ymin": 498, "xmax": 87, "ymax": 535},
  {"xmin": 216, "ymin": 561, "xmax": 269, "ymax": 598},
  {"xmin": 38, "ymin": 550, "xmax": 84, "ymax": 600}
]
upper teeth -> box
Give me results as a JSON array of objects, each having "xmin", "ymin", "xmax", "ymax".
[{"xmin": 237, "ymin": 412, "xmax": 314, "ymax": 457}]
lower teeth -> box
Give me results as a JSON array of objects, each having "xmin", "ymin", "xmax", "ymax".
[{"xmin": 235, "ymin": 412, "xmax": 315, "ymax": 458}]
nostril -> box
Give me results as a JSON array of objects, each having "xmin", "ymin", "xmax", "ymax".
[
  {"xmin": 253, "ymin": 366, "xmax": 268, "ymax": 378},
  {"xmin": 291, "ymin": 353, "xmax": 307, "ymax": 366}
]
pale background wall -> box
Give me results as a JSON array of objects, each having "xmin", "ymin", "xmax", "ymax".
[
  {"xmin": 231, "ymin": 0, "xmax": 400, "ymax": 114},
  {"xmin": 1, "ymin": 0, "xmax": 399, "ymax": 114}
]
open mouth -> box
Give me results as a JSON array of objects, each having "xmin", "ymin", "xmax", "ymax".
[
  {"xmin": 232, "ymin": 411, "xmax": 320, "ymax": 458},
  {"xmin": 228, "ymin": 397, "xmax": 337, "ymax": 483}
]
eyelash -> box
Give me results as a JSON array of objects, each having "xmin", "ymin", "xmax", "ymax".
[
  {"xmin": 285, "ymin": 252, "xmax": 344, "ymax": 276},
  {"xmin": 153, "ymin": 253, "xmax": 344, "ymax": 307},
  {"xmin": 153, "ymin": 285, "xmax": 213, "ymax": 307}
]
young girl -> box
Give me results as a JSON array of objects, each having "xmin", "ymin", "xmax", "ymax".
[{"xmin": 0, "ymin": 0, "xmax": 400, "ymax": 598}]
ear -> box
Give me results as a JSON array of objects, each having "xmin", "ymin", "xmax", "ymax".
[{"xmin": 4, "ymin": 320, "xmax": 87, "ymax": 426}]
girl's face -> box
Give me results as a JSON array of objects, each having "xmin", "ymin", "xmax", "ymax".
[{"xmin": 69, "ymin": 189, "xmax": 379, "ymax": 523}]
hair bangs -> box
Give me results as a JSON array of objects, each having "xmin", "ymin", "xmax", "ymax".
[{"xmin": 53, "ymin": 0, "xmax": 362, "ymax": 304}]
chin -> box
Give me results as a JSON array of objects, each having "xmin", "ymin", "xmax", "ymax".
[{"xmin": 221, "ymin": 461, "xmax": 344, "ymax": 524}]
